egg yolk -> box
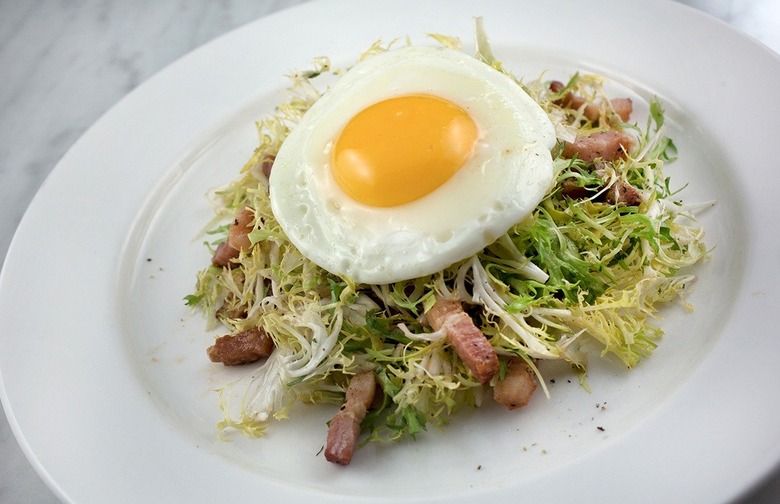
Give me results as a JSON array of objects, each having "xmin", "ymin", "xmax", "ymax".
[{"xmin": 331, "ymin": 94, "xmax": 478, "ymax": 207}]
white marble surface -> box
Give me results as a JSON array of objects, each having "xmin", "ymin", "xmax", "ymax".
[{"xmin": 1, "ymin": 0, "xmax": 779, "ymax": 502}]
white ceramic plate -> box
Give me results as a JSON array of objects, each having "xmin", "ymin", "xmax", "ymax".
[{"xmin": 2, "ymin": 1, "xmax": 780, "ymax": 502}]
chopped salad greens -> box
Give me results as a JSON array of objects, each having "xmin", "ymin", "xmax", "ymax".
[{"xmin": 187, "ymin": 29, "xmax": 709, "ymax": 448}]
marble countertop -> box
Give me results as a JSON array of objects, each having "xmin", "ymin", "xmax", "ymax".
[{"xmin": 1, "ymin": 1, "xmax": 779, "ymax": 502}]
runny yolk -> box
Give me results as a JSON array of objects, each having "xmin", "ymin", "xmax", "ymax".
[{"xmin": 330, "ymin": 94, "xmax": 478, "ymax": 207}]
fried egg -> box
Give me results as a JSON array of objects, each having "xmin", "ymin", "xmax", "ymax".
[{"xmin": 269, "ymin": 45, "xmax": 556, "ymax": 284}]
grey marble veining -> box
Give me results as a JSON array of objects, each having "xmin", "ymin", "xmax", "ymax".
[{"xmin": 1, "ymin": 1, "xmax": 779, "ymax": 503}]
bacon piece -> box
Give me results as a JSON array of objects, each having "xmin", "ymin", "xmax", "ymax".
[
  {"xmin": 227, "ymin": 207, "xmax": 254, "ymax": 252},
  {"xmin": 211, "ymin": 241, "xmax": 240, "ymax": 267},
  {"xmin": 610, "ymin": 98, "xmax": 633, "ymax": 122},
  {"xmin": 592, "ymin": 163, "xmax": 643, "ymax": 207},
  {"xmin": 560, "ymin": 178, "xmax": 598, "ymax": 200},
  {"xmin": 261, "ymin": 155, "xmax": 275, "ymax": 179},
  {"xmin": 207, "ymin": 327, "xmax": 274, "ymax": 366},
  {"xmin": 562, "ymin": 163, "xmax": 643, "ymax": 206},
  {"xmin": 604, "ymin": 179, "xmax": 643, "ymax": 206},
  {"xmin": 426, "ymin": 295, "xmax": 499, "ymax": 385},
  {"xmin": 493, "ymin": 358, "xmax": 537, "ymax": 410},
  {"xmin": 551, "ymin": 82, "xmax": 598, "ymax": 120},
  {"xmin": 562, "ymin": 130, "xmax": 633, "ymax": 163},
  {"xmin": 211, "ymin": 207, "xmax": 255, "ymax": 267},
  {"xmin": 325, "ymin": 372, "xmax": 377, "ymax": 465},
  {"xmin": 550, "ymin": 81, "xmax": 632, "ymax": 123},
  {"xmin": 549, "ymin": 80, "xmax": 566, "ymax": 94}
]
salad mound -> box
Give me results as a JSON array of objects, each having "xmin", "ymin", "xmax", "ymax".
[{"xmin": 186, "ymin": 28, "xmax": 710, "ymax": 464}]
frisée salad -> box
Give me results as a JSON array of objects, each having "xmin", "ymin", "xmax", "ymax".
[{"xmin": 186, "ymin": 23, "xmax": 710, "ymax": 465}]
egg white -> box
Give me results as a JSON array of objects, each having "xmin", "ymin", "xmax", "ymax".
[{"xmin": 269, "ymin": 45, "xmax": 556, "ymax": 284}]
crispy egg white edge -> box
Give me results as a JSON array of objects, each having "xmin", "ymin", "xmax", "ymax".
[{"xmin": 270, "ymin": 45, "xmax": 556, "ymax": 284}]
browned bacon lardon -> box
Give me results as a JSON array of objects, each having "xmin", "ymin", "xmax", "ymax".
[
  {"xmin": 227, "ymin": 207, "xmax": 255, "ymax": 252},
  {"xmin": 610, "ymin": 97, "xmax": 633, "ymax": 122},
  {"xmin": 325, "ymin": 371, "xmax": 377, "ymax": 465},
  {"xmin": 551, "ymin": 81, "xmax": 600, "ymax": 122},
  {"xmin": 426, "ymin": 295, "xmax": 499, "ymax": 385},
  {"xmin": 561, "ymin": 163, "xmax": 643, "ymax": 207},
  {"xmin": 207, "ymin": 327, "xmax": 274, "ymax": 366},
  {"xmin": 261, "ymin": 155, "xmax": 275, "ymax": 179},
  {"xmin": 560, "ymin": 177, "xmax": 597, "ymax": 200},
  {"xmin": 550, "ymin": 81, "xmax": 633, "ymax": 123},
  {"xmin": 562, "ymin": 130, "xmax": 633, "ymax": 163},
  {"xmin": 493, "ymin": 358, "xmax": 537, "ymax": 410},
  {"xmin": 210, "ymin": 207, "xmax": 256, "ymax": 267},
  {"xmin": 210, "ymin": 241, "xmax": 240, "ymax": 267},
  {"xmin": 604, "ymin": 178, "xmax": 643, "ymax": 207}
]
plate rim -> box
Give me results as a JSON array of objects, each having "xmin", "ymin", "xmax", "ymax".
[{"xmin": 2, "ymin": 1, "xmax": 780, "ymax": 503}]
